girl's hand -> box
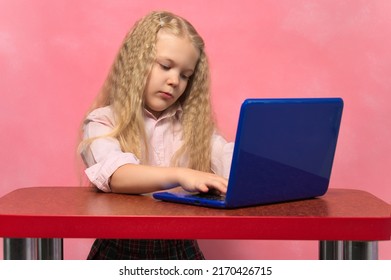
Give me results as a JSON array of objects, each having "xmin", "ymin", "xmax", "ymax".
[
  {"xmin": 175, "ymin": 168, "xmax": 228, "ymax": 194},
  {"xmin": 109, "ymin": 164, "xmax": 228, "ymax": 195}
]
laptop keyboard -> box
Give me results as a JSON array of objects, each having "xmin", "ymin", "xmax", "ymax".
[{"xmin": 186, "ymin": 193, "xmax": 226, "ymax": 201}]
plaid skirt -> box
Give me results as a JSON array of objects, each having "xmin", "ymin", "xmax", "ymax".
[{"xmin": 87, "ymin": 239, "xmax": 205, "ymax": 260}]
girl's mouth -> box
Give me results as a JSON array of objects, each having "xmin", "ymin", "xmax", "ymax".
[{"xmin": 160, "ymin": 91, "xmax": 173, "ymax": 99}]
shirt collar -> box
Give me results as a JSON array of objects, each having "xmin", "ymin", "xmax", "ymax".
[{"xmin": 144, "ymin": 103, "xmax": 183, "ymax": 121}]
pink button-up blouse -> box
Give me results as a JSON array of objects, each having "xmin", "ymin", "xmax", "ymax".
[{"xmin": 80, "ymin": 105, "xmax": 234, "ymax": 192}]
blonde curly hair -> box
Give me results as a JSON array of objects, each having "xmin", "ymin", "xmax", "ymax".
[{"xmin": 81, "ymin": 11, "xmax": 215, "ymax": 173}]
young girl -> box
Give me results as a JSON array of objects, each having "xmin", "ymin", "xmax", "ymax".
[{"xmin": 79, "ymin": 10, "xmax": 233, "ymax": 260}]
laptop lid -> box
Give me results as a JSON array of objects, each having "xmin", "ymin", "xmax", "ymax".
[
  {"xmin": 153, "ymin": 98, "xmax": 343, "ymax": 208},
  {"xmin": 224, "ymin": 98, "xmax": 343, "ymax": 208}
]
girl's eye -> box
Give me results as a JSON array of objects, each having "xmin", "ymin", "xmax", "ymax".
[
  {"xmin": 160, "ymin": 63, "xmax": 170, "ymax": 70},
  {"xmin": 180, "ymin": 74, "xmax": 191, "ymax": 80}
]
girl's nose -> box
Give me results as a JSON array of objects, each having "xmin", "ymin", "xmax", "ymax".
[{"xmin": 167, "ymin": 73, "xmax": 179, "ymax": 87}]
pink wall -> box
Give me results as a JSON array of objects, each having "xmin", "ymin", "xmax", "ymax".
[{"xmin": 1, "ymin": 0, "xmax": 390, "ymax": 259}]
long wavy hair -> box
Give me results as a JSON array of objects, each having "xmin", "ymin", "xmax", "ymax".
[{"xmin": 80, "ymin": 11, "xmax": 215, "ymax": 172}]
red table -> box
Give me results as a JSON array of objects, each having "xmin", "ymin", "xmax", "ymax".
[{"xmin": 0, "ymin": 186, "xmax": 390, "ymax": 259}]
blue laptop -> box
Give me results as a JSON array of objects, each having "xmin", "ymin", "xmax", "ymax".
[{"xmin": 153, "ymin": 98, "xmax": 344, "ymax": 208}]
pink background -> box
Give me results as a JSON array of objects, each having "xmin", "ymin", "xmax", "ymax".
[{"xmin": 1, "ymin": 0, "xmax": 390, "ymax": 259}]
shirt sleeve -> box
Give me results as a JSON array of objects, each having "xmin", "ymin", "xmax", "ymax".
[
  {"xmin": 210, "ymin": 132, "xmax": 234, "ymax": 178},
  {"xmin": 80, "ymin": 107, "xmax": 140, "ymax": 192}
]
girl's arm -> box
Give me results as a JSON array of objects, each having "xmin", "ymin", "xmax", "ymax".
[{"xmin": 110, "ymin": 164, "xmax": 228, "ymax": 194}]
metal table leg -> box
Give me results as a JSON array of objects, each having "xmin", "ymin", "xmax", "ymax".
[
  {"xmin": 343, "ymin": 241, "xmax": 378, "ymax": 260},
  {"xmin": 4, "ymin": 238, "xmax": 63, "ymax": 260},
  {"xmin": 38, "ymin": 238, "xmax": 63, "ymax": 260},
  {"xmin": 4, "ymin": 238, "xmax": 38, "ymax": 260},
  {"xmin": 319, "ymin": 240, "xmax": 378, "ymax": 260},
  {"xmin": 319, "ymin": 240, "xmax": 343, "ymax": 260}
]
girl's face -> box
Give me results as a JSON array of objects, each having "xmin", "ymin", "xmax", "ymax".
[{"xmin": 144, "ymin": 31, "xmax": 199, "ymax": 118}]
